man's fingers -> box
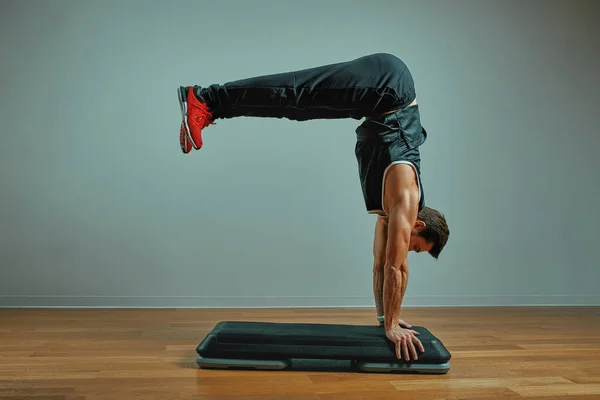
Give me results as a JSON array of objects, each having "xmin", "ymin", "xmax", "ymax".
[
  {"xmin": 402, "ymin": 338, "xmax": 410, "ymax": 361},
  {"xmin": 408, "ymin": 338, "xmax": 418, "ymax": 360},
  {"xmin": 396, "ymin": 341, "xmax": 401, "ymax": 359},
  {"xmin": 413, "ymin": 336, "xmax": 425, "ymax": 353},
  {"xmin": 410, "ymin": 329, "xmax": 419, "ymax": 335}
]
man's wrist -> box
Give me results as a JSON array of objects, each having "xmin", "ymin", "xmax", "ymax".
[{"xmin": 379, "ymin": 315, "xmax": 402, "ymax": 330}]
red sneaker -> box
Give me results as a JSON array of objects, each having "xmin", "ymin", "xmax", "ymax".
[{"xmin": 178, "ymin": 86, "xmax": 214, "ymax": 153}]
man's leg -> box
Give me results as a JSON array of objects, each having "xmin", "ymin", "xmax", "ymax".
[{"xmin": 178, "ymin": 53, "xmax": 416, "ymax": 153}]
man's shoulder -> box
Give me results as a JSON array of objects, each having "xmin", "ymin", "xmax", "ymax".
[{"xmin": 382, "ymin": 162, "xmax": 421, "ymax": 216}]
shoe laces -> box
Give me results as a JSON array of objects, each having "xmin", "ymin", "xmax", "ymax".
[{"xmin": 194, "ymin": 103, "xmax": 215, "ymax": 128}]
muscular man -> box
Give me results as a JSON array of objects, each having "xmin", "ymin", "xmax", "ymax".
[{"xmin": 177, "ymin": 53, "xmax": 450, "ymax": 361}]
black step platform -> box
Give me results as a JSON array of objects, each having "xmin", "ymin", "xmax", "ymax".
[{"xmin": 196, "ymin": 321, "xmax": 451, "ymax": 374}]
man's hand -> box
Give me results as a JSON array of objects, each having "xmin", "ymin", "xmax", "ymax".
[{"xmin": 386, "ymin": 325, "xmax": 424, "ymax": 361}]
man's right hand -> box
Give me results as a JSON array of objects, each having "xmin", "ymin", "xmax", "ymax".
[{"xmin": 385, "ymin": 325, "xmax": 424, "ymax": 361}]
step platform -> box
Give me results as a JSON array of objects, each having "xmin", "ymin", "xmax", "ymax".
[{"xmin": 195, "ymin": 321, "xmax": 451, "ymax": 374}]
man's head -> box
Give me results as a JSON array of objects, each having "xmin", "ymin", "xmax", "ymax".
[{"xmin": 408, "ymin": 206, "xmax": 449, "ymax": 259}]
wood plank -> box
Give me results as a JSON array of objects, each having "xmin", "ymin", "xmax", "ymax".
[{"xmin": 511, "ymin": 384, "xmax": 600, "ymax": 397}]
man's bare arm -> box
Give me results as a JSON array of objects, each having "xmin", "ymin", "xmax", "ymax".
[
  {"xmin": 382, "ymin": 163, "xmax": 420, "ymax": 330},
  {"xmin": 380, "ymin": 163, "xmax": 424, "ymax": 359},
  {"xmin": 372, "ymin": 216, "xmax": 388, "ymax": 320}
]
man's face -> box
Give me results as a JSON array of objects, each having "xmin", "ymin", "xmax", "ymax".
[
  {"xmin": 408, "ymin": 220, "xmax": 433, "ymax": 254},
  {"xmin": 409, "ymin": 234, "xmax": 433, "ymax": 253}
]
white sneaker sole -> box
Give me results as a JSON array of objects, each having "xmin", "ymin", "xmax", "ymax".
[{"xmin": 178, "ymin": 86, "xmax": 199, "ymax": 150}]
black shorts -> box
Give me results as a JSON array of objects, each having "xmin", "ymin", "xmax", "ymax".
[{"xmin": 355, "ymin": 105, "xmax": 427, "ymax": 215}]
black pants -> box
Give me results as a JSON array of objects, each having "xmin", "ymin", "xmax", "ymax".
[
  {"xmin": 195, "ymin": 53, "xmax": 417, "ymax": 121},
  {"xmin": 195, "ymin": 53, "xmax": 427, "ymax": 215}
]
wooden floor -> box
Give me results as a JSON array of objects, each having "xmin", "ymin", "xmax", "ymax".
[{"xmin": 0, "ymin": 307, "xmax": 599, "ymax": 399}]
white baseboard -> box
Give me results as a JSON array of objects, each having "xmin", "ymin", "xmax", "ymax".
[{"xmin": 0, "ymin": 295, "xmax": 599, "ymax": 308}]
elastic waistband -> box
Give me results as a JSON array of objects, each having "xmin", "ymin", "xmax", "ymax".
[
  {"xmin": 356, "ymin": 111, "xmax": 401, "ymax": 142},
  {"xmin": 356, "ymin": 105, "xmax": 427, "ymax": 149}
]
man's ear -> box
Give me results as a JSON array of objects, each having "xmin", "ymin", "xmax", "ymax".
[{"xmin": 414, "ymin": 220, "xmax": 426, "ymax": 231}]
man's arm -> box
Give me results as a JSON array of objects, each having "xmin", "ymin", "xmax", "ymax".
[
  {"xmin": 372, "ymin": 216, "xmax": 388, "ymax": 321},
  {"xmin": 381, "ymin": 163, "xmax": 424, "ymax": 360},
  {"xmin": 382, "ymin": 163, "xmax": 419, "ymax": 330}
]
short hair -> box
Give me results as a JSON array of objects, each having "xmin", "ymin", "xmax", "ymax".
[{"xmin": 417, "ymin": 206, "xmax": 450, "ymax": 259}]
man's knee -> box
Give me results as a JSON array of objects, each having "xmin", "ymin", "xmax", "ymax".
[{"xmin": 371, "ymin": 53, "xmax": 408, "ymax": 74}]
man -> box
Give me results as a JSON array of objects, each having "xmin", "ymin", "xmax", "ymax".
[{"xmin": 177, "ymin": 53, "xmax": 450, "ymax": 361}]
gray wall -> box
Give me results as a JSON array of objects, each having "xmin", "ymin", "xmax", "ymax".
[{"xmin": 1, "ymin": 0, "xmax": 599, "ymax": 308}]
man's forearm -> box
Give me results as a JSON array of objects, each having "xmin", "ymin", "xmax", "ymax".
[
  {"xmin": 375, "ymin": 263, "xmax": 408, "ymax": 325},
  {"xmin": 373, "ymin": 264, "xmax": 385, "ymax": 320},
  {"xmin": 382, "ymin": 207, "xmax": 412, "ymax": 331},
  {"xmin": 383, "ymin": 263, "xmax": 408, "ymax": 330}
]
